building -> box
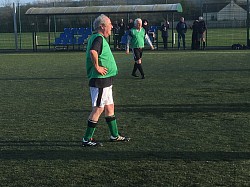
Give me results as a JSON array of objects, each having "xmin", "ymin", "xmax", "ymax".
[
  {"xmin": 202, "ymin": 0, "xmax": 247, "ymax": 21},
  {"xmin": 217, "ymin": 0, "xmax": 247, "ymax": 20}
]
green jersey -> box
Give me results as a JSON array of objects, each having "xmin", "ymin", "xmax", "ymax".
[
  {"xmin": 86, "ymin": 33, "xmax": 118, "ymax": 80},
  {"xmin": 129, "ymin": 28, "xmax": 146, "ymax": 48}
]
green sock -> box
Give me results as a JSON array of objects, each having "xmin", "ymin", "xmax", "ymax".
[
  {"xmin": 105, "ymin": 115, "xmax": 119, "ymax": 137},
  {"xmin": 83, "ymin": 120, "xmax": 97, "ymax": 141}
]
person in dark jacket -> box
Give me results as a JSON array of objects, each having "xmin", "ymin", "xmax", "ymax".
[
  {"xmin": 190, "ymin": 20, "xmax": 199, "ymax": 50},
  {"xmin": 142, "ymin": 19, "xmax": 155, "ymax": 43},
  {"xmin": 198, "ymin": 16, "xmax": 207, "ymax": 50},
  {"xmin": 176, "ymin": 17, "xmax": 187, "ymax": 50},
  {"xmin": 112, "ymin": 20, "xmax": 120, "ymax": 50},
  {"xmin": 118, "ymin": 18, "xmax": 126, "ymax": 49},
  {"xmin": 160, "ymin": 20, "xmax": 170, "ymax": 50},
  {"xmin": 142, "ymin": 19, "xmax": 150, "ymax": 34},
  {"xmin": 127, "ymin": 18, "xmax": 134, "ymax": 30}
]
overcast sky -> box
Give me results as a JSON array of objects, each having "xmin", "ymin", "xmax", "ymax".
[
  {"xmin": 1, "ymin": 0, "xmax": 35, "ymax": 6},
  {"xmin": 18, "ymin": 0, "xmax": 35, "ymax": 4}
]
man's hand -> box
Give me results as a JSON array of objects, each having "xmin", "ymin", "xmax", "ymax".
[
  {"xmin": 90, "ymin": 50, "xmax": 108, "ymax": 76},
  {"xmin": 96, "ymin": 66, "xmax": 108, "ymax": 76}
]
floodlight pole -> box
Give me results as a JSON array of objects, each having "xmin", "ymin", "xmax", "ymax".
[
  {"xmin": 247, "ymin": 0, "xmax": 250, "ymax": 47},
  {"xmin": 18, "ymin": 2, "xmax": 22, "ymax": 50},
  {"xmin": 53, "ymin": 2, "xmax": 57, "ymax": 36},
  {"xmin": 13, "ymin": 3, "xmax": 18, "ymax": 51}
]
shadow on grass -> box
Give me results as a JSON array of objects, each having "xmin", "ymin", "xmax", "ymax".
[
  {"xmin": 200, "ymin": 68, "xmax": 250, "ymax": 72},
  {"xmin": 0, "ymin": 76, "xmax": 84, "ymax": 81},
  {"xmin": 0, "ymin": 144, "xmax": 249, "ymax": 161},
  {"xmin": 68, "ymin": 103, "xmax": 250, "ymax": 117},
  {"xmin": 0, "ymin": 77, "xmax": 65, "ymax": 81},
  {"xmin": 116, "ymin": 103, "xmax": 250, "ymax": 113}
]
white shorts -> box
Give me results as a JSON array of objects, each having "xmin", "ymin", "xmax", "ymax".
[{"xmin": 90, "ymin": 85, "xmax": 114, "ymax": 107}]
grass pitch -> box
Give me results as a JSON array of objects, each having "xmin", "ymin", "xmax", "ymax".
[{"xmin": 0, "ymin": 50, "xmax": 249, "ymax": 186}]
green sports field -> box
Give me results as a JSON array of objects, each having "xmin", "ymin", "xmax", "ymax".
[{"xmin": 0, "ymin": 50, "xmax": 249, "ymax": 186}]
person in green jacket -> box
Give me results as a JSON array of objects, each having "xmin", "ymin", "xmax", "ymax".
[
  {"xmin": 82, "ymin": 14, "xmax": 130, "ymax": 147},
  {"xmin": 126, "ymin": 18, "xmax": 154, "ymax": 79}
]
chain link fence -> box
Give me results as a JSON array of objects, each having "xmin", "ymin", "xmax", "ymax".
[{"xmin": 0, "ymin": 1, "xmax": 249, "ymax": 52}]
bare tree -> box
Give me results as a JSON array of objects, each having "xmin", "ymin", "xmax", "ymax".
[{"xmin": 1, "ymin": 0, "xmax": 11, "ymax": 7}]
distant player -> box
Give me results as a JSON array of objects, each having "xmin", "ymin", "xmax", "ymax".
[{"xmin": 126, "ymin": 18, "xmax": 154, "ymax": 79}]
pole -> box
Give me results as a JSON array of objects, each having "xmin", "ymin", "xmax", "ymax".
[
  {"xmin": 172, "ymin": 13, "xmax": 174, "ymax": 48},
  {"xmin": 13, "ymin": 3, "xmax": 18, "ymax": 51},
  {"xmin": 205, "ymin": 1, "xmax": 207, "ymax": 47},
  {"xmin": 53, "ymin": 2, "xmax": 57, "ymax": 38},
  {"xmin": 18, "ymin": 2, "xmax": 22, "ymax": 49},
  {"xmin": 48, "ymin": 16, "xmax": 51, "ymax": 50},
  {"xmin": 247, "ymin": 0, "xmax": 249, "ymax": 47}
]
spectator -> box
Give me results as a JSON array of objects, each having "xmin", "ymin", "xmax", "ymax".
[
  {"xmin": 142, "ymin": 19, "xmax": 155, "ymax": 43},
  {"xmin": 118, "ymin": 18, "xmax": 126, "ymax": 49},
  {"xmin": 127, "ymin": 18, "xmax": 134, "ymax": 30},
  {"xmin": 190, "ymin": 20, "xmax": 199, "ymax": 50},
  {"xmin": 198, "ymin": 16, "xmax": 207, "ymax": 50},
  {"xmin": 176, "ymin": 17, "xmax": 187, "ymax": 50},
  {"xmin": 160, "ymin": 20, "xmax": 170, "ymax": 50},
  {"xmin": 112, "ymin": 20, "xmax": 120, "ymax": 50},
  {"xmin": 142, "ymin": 19, "xmax": 150, "ymax": 33}
]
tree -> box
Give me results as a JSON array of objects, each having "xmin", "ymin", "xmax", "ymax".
[{"xmin": 1, "ymin": 0, "xmax": 11, "ymax": 7}]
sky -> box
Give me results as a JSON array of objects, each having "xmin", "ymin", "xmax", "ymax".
[
  {"xmin": 3, "ymin": 0, "xmax": 81, "ymax": 5},
  {"xmin": 1, "ymin": 0, "xmax": 78, "ymax": 7},
  {"xmin": 17, "ymin": 0, "xmax": 35, "ymax": 4},
  {"xmin": 1, "ymin": 0, "xmax": 35, "ymax": 6}
]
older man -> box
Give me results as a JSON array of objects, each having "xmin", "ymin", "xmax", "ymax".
[
  {"xmin": 82, "ymin": 14, "xmax": 130, "ymax": 147},
  {"xmin": 176, "ymin": 17, "xmax": 187, "ymax": 50},
  {"xmin": 198, "ymin": 16, "xmax": 207, "ymax": 50},
  {"xmin": 126, "ymin": 18, "xmax": 154, "ymax": 79}
]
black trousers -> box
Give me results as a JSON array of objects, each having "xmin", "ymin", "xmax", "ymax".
[{"xmin": 162, "ymin": 36, "xmax": 168, "ymax": 49}]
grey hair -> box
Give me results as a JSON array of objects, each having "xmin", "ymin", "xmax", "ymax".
[
  {"xmin": 134, "ymin": 18, "xmax": 142, "ymax": 26},
  {"xmin": 93, "ymin": 14, "xmax": 108, "ymax": 31}
]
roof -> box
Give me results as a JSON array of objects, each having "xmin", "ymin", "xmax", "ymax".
[
  {"xmin": 25, "ymin": 3, "xmax": 183, "ymax": 16},
  {"xmin": 202, "ymin": 1, "xmax": 247, "ymax": 13},
  {"xmin": 217, "ymin": 1, "xmax": 247, "ymax": 20},
  {"xmin": 202, "ymin": 3, "xmax": 228, "ymax": 13}
]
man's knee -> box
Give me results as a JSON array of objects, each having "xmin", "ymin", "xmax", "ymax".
[
  {"xmin": 105, "ymin": 104, "xmax": 115, "ymax": 116},
  {"xmin": 136, "ymin": 59, "xmax": 142, "ymax": 64},
  {"xmin": 92, "ymin": 106, "xmax": 104, "ymax": 116}
]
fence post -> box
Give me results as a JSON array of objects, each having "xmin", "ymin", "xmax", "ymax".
[
  {"xmin": 173, "ymin": 33, "xmax": 176, "ymax": 45},
  {"xmin": 13, "ymin": 3, "xmax": 18, "ymax": 51},
  {"xmin": 247, "ymin": 0, "xmax": 250, "ymax": 47},
  {"xmin": 32, "ymin": 32, "xmax": 38, "ymax": 52}
]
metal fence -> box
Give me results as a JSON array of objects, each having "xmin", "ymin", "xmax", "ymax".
[{"xmin": 0, "ymin": 1, "xmax": 249, "ymax": 52}]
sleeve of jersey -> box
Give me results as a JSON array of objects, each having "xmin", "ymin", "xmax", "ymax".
[
  {"xmin": 90, "ymin": 36, "xmax": 103, "ymax": 55},
  {"xmin": 145, "ymin": 34, "xmax": 153, "ymax": 47}
]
